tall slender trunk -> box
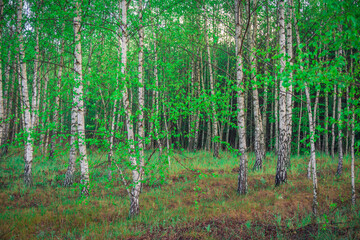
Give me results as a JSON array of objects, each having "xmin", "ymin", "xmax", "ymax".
[
  {"xmin": 350, "ymin": 89, "xmax": 355, "ymax": 205},
  {"xmin": 294, "ymin": 3, "xmax": 318, "ymax": 215},
  {"xmin": 270, "ymin": 85, "xmax": 274, "ymax": 150},
  {"xmin": 31, "ymin": 26, "xmax": 39, "ymax": 137},
  {"xmin": 331, "ymin": 85, "xmax": 337, "ymax": 159},
  {"xmin": 308, "ymin": 87, "xmax": 320, "ymax": 179},
  {"xmin": 285, "ymin": 0, "xmax": 294, "ymax": 165},
  {"xmin": 251, "ymin": 0, "xmax": 265, "ymax": 171},
  {"xmin": 324, "ymin": 90, "xmax": 329, "ymax": 155},
  {"xmin": 193, "ymin": 57, "xmax": 201, "ymax": 151},
  {"xmin": 50, "ymin": 24, "xmax": 64, "ymax": 160},
  {"xmin": 263, "ymin": 2, "xmax": 270, "ymax": 153},
  {"xmin": 107, "ymin": 32, "xmax": 121, "ymax": 181},
  {"xmin": 235, "ymin": 0, "xmax": 247, "ymax": 194},
  {"xmin": 275, "ymin": 0, "xmax": 288, "ymax": 186},
  {"xmin": 203, "ymin": 6, "xmax": 219, "ymax": 158},
  {"xmin": 0, "ymin": 0, "xmax": 4, "ymax": 150},
  {"xmin": 163, "ymin": 102, "xmax": 171, "ymax": 167},
  {"xmin": 120, "ymin": 0, "xmax": 141, "ymax": 217},
  {"xmin": 304, "ymin": 85, "xmax": 318, "ymax": 215},
  {"xmin": 274, "ymin": 75, "xmax": 279, "ymax": 153},
  {"xmin": 345, "ymin": 87, "xmax": 349, "ymax": 155},
  {"xmin": 64, "ymin": 101, "xmax": 77, "ymax": 186},
  {"xmin": 40, "ymin": 68, "xmax": 49, "ymax": 156},
  {"xmin": 137, "ymin": 0, "xmax": 145, "ymax": 186},
  {"xmin": 2, "ymin": 54, "xmax": 13, "ymax": 156},
  {"xmin": 18, "ymin": 0, "xmax": 34, "ymax": 186},
  {"xmin": 336, "ymin": 87, "xmax": 343, "ymax": 176},
  {"xmin": 151, "ymin": 19, "xmax": 163, "ymax": 154},
  {"xmin": 73, "ymin": 1, "xmax": 89, "ymax": 196},
  {"xmin": 297, "ymin": 91, "xmax": 303, "ymax": 156}
]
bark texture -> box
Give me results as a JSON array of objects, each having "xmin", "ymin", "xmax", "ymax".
[
  {"xmin": 235, "ymin": 0, "xmax": 247, "ymax": 194},
  {"xmin": 250, "ymin": 0, "xmax": 265, "ymax": 171},
  {"xmin": 203, "ymin": 6, "xmax": 220, "ymax": 158},
  {"xmin": 275, "ymin": 0, "xmax": 288, "ymax": 186},
  {"xmin": 18, "ymin": 0, "xmax": 34, "ymax": 187},
  {"xmin": 73, "ymin": 1, "xmax": 89, "ymax": 196}
]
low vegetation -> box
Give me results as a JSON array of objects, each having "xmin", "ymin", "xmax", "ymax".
[{"xmin": 1, "ymin": 149, "xmax": 359, "ymax": 239}]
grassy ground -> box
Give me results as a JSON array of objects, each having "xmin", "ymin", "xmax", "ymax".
[{"xmin": 1, "ymin": 148, "xmax": 360, "ymax": 239}]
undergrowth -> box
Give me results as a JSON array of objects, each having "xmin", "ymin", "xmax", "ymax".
[{"xmin": 0, "ymin": 148, "xmax": 359, "ymax": 239}]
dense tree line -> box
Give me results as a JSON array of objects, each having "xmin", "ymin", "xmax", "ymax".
[{"xmin": 0, "ymin": 0, "xmax": 359, "ymax": 217}]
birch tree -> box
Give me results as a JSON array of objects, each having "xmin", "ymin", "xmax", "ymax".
[
  {"xmin": 0, "ymin": 0, "xmax": 4, "ymax": 150},
  {"xmin": 235, "ymin": 0, "xmax": 247, "ymax": 194},
  {"xmin": 203, "ymin": 6, "xmax": 220, "ymax": 158},
  {"xmin": 138, "ymin": 0, "xmax": 145, "ymax": 183},
  {"xmin": 250, "ymin": 0, "xmax": 265, "ymax": 171},
  {"xmin": 73, "ymin": 1, "xmax": 89, "ymax": 196},
  {"xmin": 293, "ymin": 2, "xmax": 318, "ymax": 215},
  {"xmin": 285, "ymin": 0, "xmax": 294, "ymax": 164},
  {"xmin": 119, "ymin": 0, "xmax": 141, "ymax": 217},
  {"xmin": 275, "ymin": 0, "xmax": 288, "ymax": 186},
  {"xmin": 331, "ymin": 85, "xmax": 336, "ymax": 159},
  {"xmin": 18, "ymin": 0, "xmax": 34, "ymax": 186},
  {"xmin": 350, "ymin": 88, "xmax": 355, "ymax": 205}
]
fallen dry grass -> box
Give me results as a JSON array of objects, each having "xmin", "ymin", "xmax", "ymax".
[{"xmin": 0, "ymin": 151, "xmax": 359, "ymax": 239}]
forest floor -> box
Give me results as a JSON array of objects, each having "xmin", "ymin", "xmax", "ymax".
[{"xmin": 1, "ymin": 149, "xmax": 360, "ymax": 239}]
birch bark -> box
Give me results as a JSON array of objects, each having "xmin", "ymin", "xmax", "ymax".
[
  {"xmin": 235, "ymin": 0, "xmax": 247, "ymax": 194},
  {"xmin": 120, "ymin": 0, "xmax": 141, "ymax": 217},
  {"xmin": 250, "ymin": 0, "xmax": 265, "ymax": 171},
  {"xmin": 0, "ymin": 0, "xmax": 4, "ymax": 149},
  {"xmin": 297, "ymin": 91, "xmax": 303, "ymax": 156},
  {"xmin": 351, "ymin": 89, "xmax": 355, "ymax": 205},
  {"xmin": 275, "ymin": 0, "xmax": 288, "ymax": 186},
  {"xmin": 336, "ymin": 87, "xmax": 343, "ymax": 175},
  {"xmin": 203, "ymin": 6, "xmax": 220, "ymax": 158},
  {"xmin": 18, "ymin": 0, "xmax": 34, "ymax": 186},
  {"xmin": 73, "ymin": 1, "xmax": 89, "ymax": 196},
  {"xmin": 294, "ymin": 4, "xmax": 318, "ymax": 215},
  {"xmin": 285, "ymin": 0, "xmax": 294, "ymax": 165},
  {"xmin": 138, "ymin": 0, "xmax": 145, "ymax": 184},
  {"xmin": 331, "ymin": 85, "xmax": 337, "ymax": 159},
  {"xmin": 324, "ymin": 90, "xmax": 329, "ymax": 155},
  {"xmin": 151, "ymin": 19, "xmax": 163, "ymax": 154},
  {"xmin": 50, "ymin": 23, "xmax": 64, "ymax": 160}
]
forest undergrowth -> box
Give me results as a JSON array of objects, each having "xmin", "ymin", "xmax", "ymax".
[{"xmin": 1, "ymin": 149, "xmax": 360, "ymax": 239}]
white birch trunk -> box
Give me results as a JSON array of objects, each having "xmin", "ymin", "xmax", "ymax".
[
  {"xmin": 137, "ymin": 0, "xmax": 145, "ymax": 184},
  {"xmin": 351, "ymin": 91, "xmax": 355, "ymax": 205},
  {"xmin": 203, "ymin": 6, "xmax": 220, "ymax": 158},
  {"xmin": 193, "ymin": 58, "xmax": 201, "ymax": 151},
  {"xmin": 151, "ymin": 20, "xmax": 163, "ymax": 154},
  {"xmin": 308, "ymin": 88, "xmax": 320, "ymax": 179},
  {"xmin": 331, "ymin": 85, "xmax": 337, "ymax": 159},
  {"xmin": 294, "ymin": 4, "xmax": 318, "ymax": 215},
  {"xmin": 163, "ymin": 102, "xmax": 171, "ymax": 167},
  {"xmin": 346, "ymin": 87, "xmax": 349, "ymax": 155},
  {"xmin": 0, "ymin": 0, "xmax": 4, "ymax": 149},
  {"xmin": 285, "ymin": 0, "xmax": 294, "ymax": 165},
  {"xmin": 324, "ymin": 90, "xmax": 329, "ymax": 155},
  {"xmin": 40, "ymin": 69, "xmax": 49, "ymax": 156},
  {"xmin": 119, "ymin": 0, "xmax": 141, "ymax": 217},
  {"xmin": 297, "ymin": 91, "xmax": 303, "ymax": 156},
  {"xmin": 250, "ymin": 0, "xmax": 265, "ymax": 170},
  {"xmin": 73, "ymin": 1, "xmax": 89, "ymax": 196},
  {"xmin": 275, "ymin": 0, "xmax": 288, "ymax": 186},
  {"xmin": 336, "ymin": 87, "xmax": 343, "ymax": 176},
  {"xmin": 50, "ymin": 24, "xmax": 64, "ymax": 160},
  {"xmin": 31, "ymin": 26, "xmax": 39, "ymax": 132},
  {"xmin": 235, "ymin": 0, "xmax": 247, "ymax": 194},
  {"xmin": 304, "ymin": 84, "xmax": 318, "ymax": 215},
  {"xmin": 18, "ymin": 0, "xmax": 34, "ymax": 186}
]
